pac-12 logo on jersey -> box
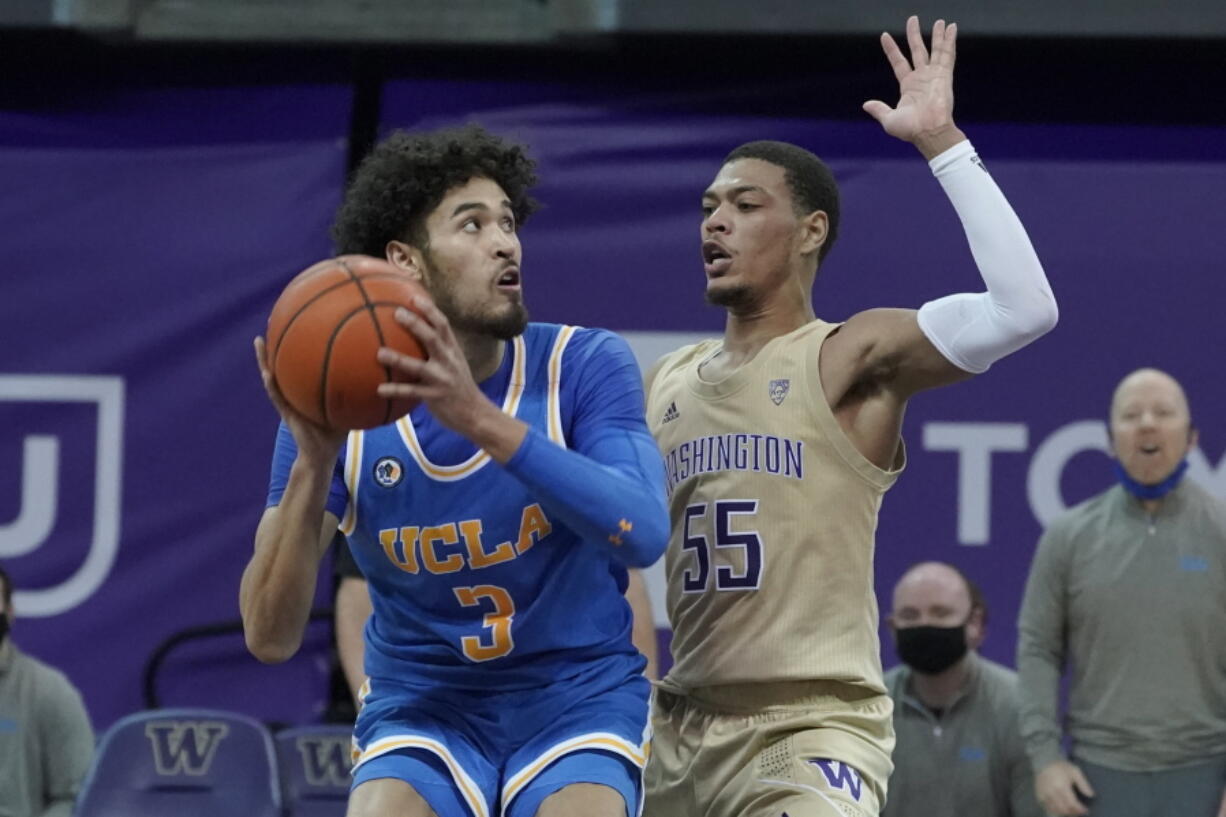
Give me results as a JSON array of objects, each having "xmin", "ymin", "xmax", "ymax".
[
  {"xmin": 768, "ymin": 378, "xmax": 790, "ymax": 405},
  {"xmin": 373, "ymin": 457, "xmax": 404, "ymax": 488}
]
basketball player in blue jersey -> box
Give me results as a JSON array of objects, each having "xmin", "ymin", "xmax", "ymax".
[{"xmin": 240, "ymin": 125, "xmax": 669, "ymax": 817}]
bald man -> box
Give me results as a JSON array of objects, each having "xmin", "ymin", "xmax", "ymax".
[
  {"xmin": 882, "ymin": 562, "xmax": 1040, "ymax": 817},
  {"xmin": 1017, "ymin": 369, "xmax": 1226, "ymax": 817}
]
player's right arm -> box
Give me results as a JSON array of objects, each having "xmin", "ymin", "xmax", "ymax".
[
  {"xmin": 852, "ymin": 16, "xmax": 1057, "ymax": 397},
  {"xmin": 817, "ymin": 17, "xmax": 1056, "ymax": 467},
  {"xmin": 240, "ymin": 337, "xmax": 347, "ymax": 664}
]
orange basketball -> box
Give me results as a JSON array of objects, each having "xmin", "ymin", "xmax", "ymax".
[{"xmin": 266, "ymin": 255, "xmax": 428, "ymax": 431}]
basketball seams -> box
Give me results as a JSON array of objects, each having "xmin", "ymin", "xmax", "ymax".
[
  {"xmin": 268, "ymin": 256, "xmax": 424, "ymax": 432},
  {"xmin": 318, "ymin": 304, "xmax": 377, "ymax": 430},
  {"xmin": 339, "ymin": 258, "xmax": 398, "ymax": 427},
  {"xmin": 268, "ymin": 277, "xmax": 353, "ymax": 359}
]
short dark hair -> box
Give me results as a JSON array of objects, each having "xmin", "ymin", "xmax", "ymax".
[
  {"xmin": 332, "ymin": 124, "xmax": 539, "ymax": 256},
  {"xmin": 724, "ymin": 140, "xmax": 840, "ymax": 263},
  {"xmin": 0, "ymin": 564, "xmax": 10, "ymax": 610}
]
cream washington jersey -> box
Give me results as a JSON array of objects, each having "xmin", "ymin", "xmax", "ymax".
[{"xmin": 647, "ymin": 319, "xmax": 904, "ymax": 694}]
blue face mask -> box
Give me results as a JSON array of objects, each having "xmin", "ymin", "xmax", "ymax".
[{"xmin": 1114, "ymin": 458, "xmax": 1189, "ymax": 500}]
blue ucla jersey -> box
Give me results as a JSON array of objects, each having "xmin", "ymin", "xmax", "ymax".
[{"xmin": 332, "ymin": 323, "xmax": 642, "ymax": 691}]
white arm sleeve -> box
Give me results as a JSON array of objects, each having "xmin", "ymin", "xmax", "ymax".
[{"xmin": 916, "ymin": 140, "xmax": 1058, "ymax": 374}]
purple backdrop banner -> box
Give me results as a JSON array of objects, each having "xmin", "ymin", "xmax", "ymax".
[
  {"xmin": 381, "ymin": 78, "xmax": 1226, "ymax": 673},
  {"xmin": 0, "ymin": 85, "xmax": 351, "ymax": 730},
  {"xmin": 3, "ymin": 75, "xmax": 1223, "ymax": 735}
]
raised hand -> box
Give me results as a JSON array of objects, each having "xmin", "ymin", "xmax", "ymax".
[
  {"xmin": 863, "ymin": 15, "xmax": 965, "ymax": 158},
  {"xmin": 374, "ymin": 296, "xmax": 497, "ymax": 427},
  {"xmin": 375, "ymin": 296, "xmax": 528, "ymax": 461}
]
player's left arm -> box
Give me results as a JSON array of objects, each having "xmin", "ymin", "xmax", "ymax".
[
  {"xmin": 851, "ymin": 16, "xmax": 1057, "ymax": 398},
  {"xmin": 495, "ymin": 329, "xmax": 670, "ymax": 568},
  {"xmin": 378, "ymin": 305, "xmax": 668, "ymax": 567}
]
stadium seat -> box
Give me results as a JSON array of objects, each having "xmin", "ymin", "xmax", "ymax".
[
  {"xmin": 275, "ymin": 724, "xmax": 354, "ymax": 817},
  {"xmin": 74, "ymin": 708, "xmax": 281, "ymax": 817}
]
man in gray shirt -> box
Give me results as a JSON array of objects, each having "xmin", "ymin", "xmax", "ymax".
[
  {"xmin": 0, "ymin": 565, "xmax": 94, "ymax": 817},
  {"xmin": 1018, "ymin": 368, "xmax": 1226, "ymax": 817},
  {"xmin": 883, "ymin": 561, "xmax": 1041, "ymax": 817}
]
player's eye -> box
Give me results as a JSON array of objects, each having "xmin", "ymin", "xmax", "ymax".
[
  {"xmin": 462, "ymin": 218, "xmax": 481, "ymax": 233},
  {"xmin": 737, "ymin": 201, "xmax": 759, "ymax": 211},
  {"xmin": 701, "ymin": 204, "xmax": 715, "ymax": 217},
  {"xmin": 500, "ymin": 216, "xmax": 516, "ymax": 232}
]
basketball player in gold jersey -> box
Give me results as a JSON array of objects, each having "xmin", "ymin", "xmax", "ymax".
[{"xmin": 643, "ymin": 17, "xmax": 1058, "ymax": 817}]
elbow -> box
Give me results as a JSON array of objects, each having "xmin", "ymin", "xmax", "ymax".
[
  {"xmin": 623, "ymin": 511, "xmax": 670, "ymax": 569},
  {"xmin": 1004, "ymin": 295, "xmax": 1058, "ymax": 345},
  {"xmin": 243, "ymin": 628, "xmax": 300, "ymax": 665},
  {"xmin": 1027, "ymin": 296, "xmax": 1059, "ymax": 337}
]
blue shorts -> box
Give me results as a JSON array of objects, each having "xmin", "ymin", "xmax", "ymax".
[{"xmin": 351, "ymin": 664, "xmax": 650, "ymax": 817}]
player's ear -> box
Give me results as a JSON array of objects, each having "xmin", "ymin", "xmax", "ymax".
[
  {"xmin": 386, "ymin": 240, "xmax": 425, "ymax": 281},
  {"xmin": 799, "ymin": 210, "xmax": 829, "ymax": 258}
]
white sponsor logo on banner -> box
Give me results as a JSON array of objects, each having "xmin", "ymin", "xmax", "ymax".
[
  {"xmin": 0, "ymin": 375, "xmax": 125, "ymax": 617},
  {"xmin": 924, "ymin": 420, "xmax": 1226, "ymax": 544}
]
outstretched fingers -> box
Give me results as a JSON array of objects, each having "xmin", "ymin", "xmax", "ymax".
[
  {"xmin": 880, "ymin": 31, "xmax": 911, "ymax": 83},
  {"xmin": 905, "ymin": 14, "xmax": 928, "ymax": 67},
  {"xmin": 938, "ymin": 22, "xmax": 957, "ymax": 70},
  {"xmin": 861, "ymin": 100, "xmax": 892, "ymax": 123}
]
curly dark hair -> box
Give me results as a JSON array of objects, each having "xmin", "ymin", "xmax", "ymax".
[
  {"xmin": 332, "ymin": 124, "xmax": 539, "ymax": 256},
  {"xmin": 724, "ymin": 140, "xmax": 840, "ymax": 264}
]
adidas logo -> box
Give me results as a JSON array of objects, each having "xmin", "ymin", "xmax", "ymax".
[{"xmin": 661, "ymin": 401, "xmax": 680, "ymax": 423}]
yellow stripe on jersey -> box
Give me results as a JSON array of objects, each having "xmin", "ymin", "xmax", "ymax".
[
  {"xmin": 339, "ymin": 430, "xmax": 364, "ymax": 535},
  {"xmin": 356, "ymin": 734, "xmax": 489, "ymax": 817},
  {"xmin": 500, "ymin": 732, "xmax": 648, "ymax": 812},
  {"xmin": 546, "ymin": 325, "xmax": 578, "ymax": 447},
  {"xmin": 396, "ymin": 335, "xmax": 527, "ymax": 481}
]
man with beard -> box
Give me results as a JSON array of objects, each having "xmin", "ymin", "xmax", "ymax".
[
  {"xmin": 241, "ymin": 125, "xmax": 668, "ymax": 817},
  {"xmin": 0, "ymin": 565, "xmax": 94, "ymax": 817},
  {"xmin": 643, "ymin": 16, "xmax": 1058, "ymax": 817},
  {"xmin": 883, "ymin": 562, "xmax": 1040, "ymax": 817},
  {"xmin": 1018, "ymin": 369, "xmax": 1226, "ymax": 817}
]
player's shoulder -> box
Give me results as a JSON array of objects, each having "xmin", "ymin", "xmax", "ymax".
[
  {"xmin": 523, "ymin": 322, "xmax": 625, "ymax": 357},
  {"xmin": 654, "ymin": 338, "xmax": 721, "ymax": 376}
]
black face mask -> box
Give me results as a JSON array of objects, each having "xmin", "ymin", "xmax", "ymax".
[{"xmin": 896, "ymin": 623, "xmax": 968, "ymax": 675}]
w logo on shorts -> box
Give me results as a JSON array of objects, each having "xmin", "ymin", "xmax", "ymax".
[{"xmin": 808, "ymin": 759, "xmax": 862, "ymax": 801}]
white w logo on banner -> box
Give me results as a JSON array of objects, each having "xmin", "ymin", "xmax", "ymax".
[
  {"xmin": 0, "ymin": 375, "xmax": 124, "ymax": 617},
  {"xmin": 295, "ymin": 735, "xmax": 353, "ymax": 787},
  {"xmin": 145, "ymin": 721, "xmax": 231, "ymax": 776}
]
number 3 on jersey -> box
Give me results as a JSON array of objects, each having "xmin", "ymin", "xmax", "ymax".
[
  {"xmin": 453, "ymin": 585, "xmax": 515, "ymax": 661},
  {"xmin": 681, "ymin": 500, "xmax": 763, "ymax": 592}
]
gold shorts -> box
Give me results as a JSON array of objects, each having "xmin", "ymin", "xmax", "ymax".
[{"xmin": 644, "ymin": 680, "xmax": 895, "ymax": 817}]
